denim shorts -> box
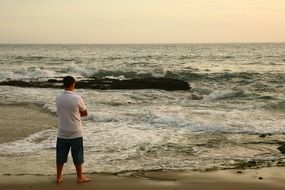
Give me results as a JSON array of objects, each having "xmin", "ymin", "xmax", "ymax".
[{"xmin": 56, "ymin": 137, "xmax": 84, "ymax": 165}]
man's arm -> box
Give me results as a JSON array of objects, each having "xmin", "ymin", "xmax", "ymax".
[
  {"xmin": 78, "ymin": 96, "xmax": 88, "ymax": 117},
  {"xmin": 80, "ymin": 110, "xmax": 88, "ymax": 117}
]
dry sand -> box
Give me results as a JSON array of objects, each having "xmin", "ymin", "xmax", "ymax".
[{"xmin": 0, "ymin": 104, "xmax": 285, "ymax": 189}]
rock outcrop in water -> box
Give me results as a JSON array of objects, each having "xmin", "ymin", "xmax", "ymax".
[
  {"xmin": 277, "ymin": 144, "xmax": 285, "ymax": 154},
  {"xmin": 0, "ymin": 77, "xmax": 191, "ymax": 91}
]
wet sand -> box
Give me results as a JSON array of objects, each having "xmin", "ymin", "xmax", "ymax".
[{"xmin": 0, "ymin": 104, "xmax": 57, "ymax": 143}]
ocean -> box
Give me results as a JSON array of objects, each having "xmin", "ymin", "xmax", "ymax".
[{"xmin": 0, "ymin": 43, "xmax": 284, "ymax": 175}]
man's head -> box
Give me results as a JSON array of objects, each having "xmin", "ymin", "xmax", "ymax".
[{"xmin": 63, "ymin": 76, "xmax": 75, "ymax": 90}]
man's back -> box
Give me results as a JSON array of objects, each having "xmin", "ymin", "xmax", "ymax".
[{"xmin": 56, "ymin": 90, "xmax": 87, "ymax": 139}]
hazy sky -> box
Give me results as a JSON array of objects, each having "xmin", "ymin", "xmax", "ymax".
[{"xmin": 1, "ymin": 0, "xmax": 285, "ymax": 43}]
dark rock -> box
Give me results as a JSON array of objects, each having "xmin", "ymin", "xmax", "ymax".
[
  {"xmin": 259, "ymin": 133, "xmax": 273, "ymax": 138},
  {"xmin": 234, "ymin": 160, "xmax": 258, "ymax": 169},
  {"xmin": 190, "ymin": 94, "xmax": 203, "ymax": 100},
  {"xmin": 236, "ymin": 171, "xmax": 243, "ymax": 174},
  {"xmin": 277, "ymin": 144, "xmax": 285, "ymax": 154},
  {"xmin": 259, "ymin": 134, "xmax": 267, "ymax": 138},
  {"xmin": 277, "ymin": 161, "xmax": 285, "ymax": 166},
  {"xmin": 47, "ymin": 79, "xmax": 61, "ymax": 83},
  {"xmin": 258, "ymin": 177, "xmax": 263, "ymax": 180},
  {"xmin": 0, "ymin": 77, "xmax": 191, "ymax": 91},
  {"xmin": 247, "ymin": 161, "xmax": 258, "ymax": 167}
]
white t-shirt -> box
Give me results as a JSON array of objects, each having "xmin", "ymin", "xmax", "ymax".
[{"xmin": 56, "ymin": 90, "xmax": 87, "ymax": 139}]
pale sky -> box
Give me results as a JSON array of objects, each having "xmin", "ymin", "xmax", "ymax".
[{"xmin": 1, "ymin": 0, "xmax": 285, "ymax": 43}]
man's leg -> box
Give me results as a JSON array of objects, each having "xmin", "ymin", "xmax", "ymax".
[
  {"xmin": 75, "ymin": 164, "xmax": 91, "ymax": 183},
  {"xmin": 56, "ymin": 164, "xmax": 64, "ymax": 183},
  {"xmin": 56, "ymin": 138, "xmax": 70, "ymax": 183},
  {"xmin": 71, "ymin": 137, "xmax": 90, "ymax": 183}
]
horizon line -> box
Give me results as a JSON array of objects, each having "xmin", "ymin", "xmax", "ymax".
[{"xmin": 0, "ymin": 41, "xmax": 285, "ymax": 45}]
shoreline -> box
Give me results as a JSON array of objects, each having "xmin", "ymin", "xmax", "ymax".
[{"xmin": 1, "ymin": 167, "xmax": 285, "ymax": 190}]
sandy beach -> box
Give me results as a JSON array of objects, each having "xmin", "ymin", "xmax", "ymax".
[
  {"xmin": 1, "ymin": 167, "xmax": 285, "ymax": 190},
  {"xmin": 0, "ymin": 102, "xmax": 285, "ymax": 190}
]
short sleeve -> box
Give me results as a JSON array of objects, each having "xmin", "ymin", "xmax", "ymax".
[{"xmin": 78, "ymin": 96, "xmax": 87, "ymax": 112}]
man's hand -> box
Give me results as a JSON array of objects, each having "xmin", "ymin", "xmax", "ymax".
[{"xmin": 80, "ymin": 110, "xmax": 88, "ymax": 117}]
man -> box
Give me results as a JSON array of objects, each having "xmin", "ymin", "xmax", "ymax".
[{"xmin": 55, "ymin": 76, "xmax": 90, "ymax": 183}]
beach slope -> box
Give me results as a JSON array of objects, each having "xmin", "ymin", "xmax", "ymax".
[{"xmin": 1, "ymin": 168, "xmax": 285, "ymax": 190}]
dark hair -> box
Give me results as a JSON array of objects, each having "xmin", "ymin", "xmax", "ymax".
[{"xmin": 63, "ymin": 76, "xmax": 75, "ymax": 88}]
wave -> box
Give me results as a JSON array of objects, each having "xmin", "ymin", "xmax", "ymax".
[
  {"xmin": 14, "ymin": 56, "xmax": 81, "ymax": 63},
  {"xmin": 62, "ymin": 63, "xmax": 95, "ymax": 77},
  {"xmin": 0, "ymin": 71, "xmax": 15, "ymax": 81},
  {"xmin": 263, "ymin": 101, "xmax": 285, "ymax": 111},
  {"xmin": 205, "ymin": 90, "xmax": 249, "ymax": 100},
  {"xmin": 257, "ymin": 96, "xmax": 277, "ymax": 100},
  {"xmin": 0, "ymin": 68, "xmax": 55, "ymax": 81},
  {"xmin": 1, "ymin": 68, "xmax": 197, "ymax": 81},
  {"xmin": 91, "ymin": 71, "xmax": 285, "ymax": 85},
  {"xmin": 1, "ymin": 62, "xmax": 284, "ymax": 90},
  {"xmin": 15, "ymin": 56, "xmax": 48, "ymax": 60}
]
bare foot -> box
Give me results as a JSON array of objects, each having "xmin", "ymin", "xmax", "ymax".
[
  {"xmin": 77, "ymin": 176, "xmax": 91, "ymax": 183},
  {"xmin": 56, "ymin": 176, "xmax": 63, "ymax": 184}
]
